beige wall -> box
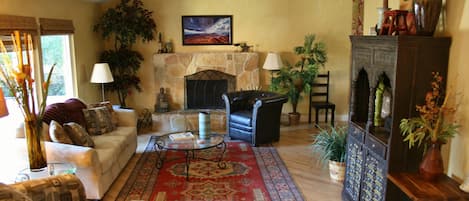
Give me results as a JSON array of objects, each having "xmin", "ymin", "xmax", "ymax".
[
  {"xmin": 0, "ymin": 0, "xmax": 103, "ymax": 103},
  {"xmin": 101, "ymin": 0, "xmax": 353, "ymax": 121},
  {"xmin": 444, "ymin": 1, "xmax": 469, "ymax": 182}
]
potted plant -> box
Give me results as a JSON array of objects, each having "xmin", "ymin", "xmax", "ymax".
[
  {"xmin": 400, "ymin": 72, "xmax": 459, "ymax": 181},
  {"xmin": 270, "ymin": 34, "xmax": 327, "ymax": 125},
  {"xmin": 94, "ymin": 0, "xmax": 157, "ymax": 108},
  {"xmin": 311, "ymin": 125, "xmax": 347, "ymax": 182}
]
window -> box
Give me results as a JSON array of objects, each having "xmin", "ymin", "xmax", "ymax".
[
  {"xmin": 0, "ymin": 15, "xmax": 76, "ymax": 139},
  {"xmin": 41, "ymin": 35, "xmax": 75, "ymax": 104}
]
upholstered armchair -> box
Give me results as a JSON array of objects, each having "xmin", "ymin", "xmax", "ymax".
[
  {"xmin": 222, "ymin": 90, "xmax": 288, "ymax": 146},
  {"xmin": 0, "ymin": 174, "xmax": 86, "ymax": 201}
]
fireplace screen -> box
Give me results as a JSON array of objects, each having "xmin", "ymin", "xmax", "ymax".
[
  {"xmin": 186, "ymin": 80, "xmax": 227, "ymax": 109},
  {"xmin": 184, "ymin": 70, "xmax": 236, "ymax": 109}
]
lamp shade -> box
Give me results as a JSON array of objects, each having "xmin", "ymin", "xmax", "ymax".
[
  {"xmin": 0, "ymin": 88, "xmax": 9, "ymax": 118},
  {"xmin": 90, "ymin": 63, "xmax": 114, "ymax": 83},
  {"xmin": 262, "ymin": 52, "xmax": 283, "ymax": 70}
]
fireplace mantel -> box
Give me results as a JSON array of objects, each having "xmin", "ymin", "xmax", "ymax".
[{"xmin": 153, "ymin": 52, "xmax": 259, "ymax": 111}]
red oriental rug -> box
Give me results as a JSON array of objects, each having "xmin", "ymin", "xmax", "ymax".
[{"xmin": 117, "ymin": 136, "xmax": 304, "ymax": 201}]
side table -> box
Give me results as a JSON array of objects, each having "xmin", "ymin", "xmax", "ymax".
[
  {"xmin": 388, "ymin": 172, "xmax": 469, "ymax": 201},
  {"xmin": 15, "ymin": 162, "xmax": 76, "ymax": 182}
]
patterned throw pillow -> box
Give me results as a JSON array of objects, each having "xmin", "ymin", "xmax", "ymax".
[
  {"xmin": 0, "ymin": 183, "xmax": 32, "ymax": 201},
  {"xmin": 49, "ymin": 120, "xmax": 73, "ymax": 145},
  {"xmin": 88, "ymin": 101, "xmax": 119, "ymax": 127},
  {"xmin": 82, "ymin": 106, "xmax": 115, "ymax": 135},
  {"xmin": 63, "ymin": 122, "xmax": 95, "ymax": 147}
]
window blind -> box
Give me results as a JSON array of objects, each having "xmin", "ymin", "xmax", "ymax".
[
  {"xmin": 0, "ymin": 14, "xmax": 37, "ymax": 35},
  {"xmin": 39, "ymin": 18, "xmax": 74, "ymax": 35}
]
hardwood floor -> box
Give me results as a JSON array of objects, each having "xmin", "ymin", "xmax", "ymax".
[
  {"xmin": 104, "ymin": 123, "xmax": 343, "ymax": 201},
  {"xmin": 274, "ymin": 123, "xmax": 343, "ymax": 201}
]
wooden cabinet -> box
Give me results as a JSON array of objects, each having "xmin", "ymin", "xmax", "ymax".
[{"xmin": 342, "ymin": 36, "xmax": 451, "ymax": 201}]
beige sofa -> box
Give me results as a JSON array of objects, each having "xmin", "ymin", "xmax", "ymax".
[
  {"xmin": 17, "ymin": 99, "xmax": 138, "ymax": 200},
  {"xmin": 45, "ymin": 107, "xmax": 137, "ymax": 200}
]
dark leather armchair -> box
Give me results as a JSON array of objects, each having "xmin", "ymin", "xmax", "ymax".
[{"xmin": 222, "ymin": 90, "xmax": 288, "ymax": 146}]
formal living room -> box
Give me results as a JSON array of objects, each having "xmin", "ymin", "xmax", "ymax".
[{"xmin": 1, "ymin": 0, "xmax": 469, "ymax": 201}]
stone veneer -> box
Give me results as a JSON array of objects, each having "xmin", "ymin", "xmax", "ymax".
[
  {"xmin": 153, "ymin": 52, "xmax": 259, "ymax": 110},
  {"xmin": 151, "ymin": 52, "xmax": 259, "ymax": 133}
]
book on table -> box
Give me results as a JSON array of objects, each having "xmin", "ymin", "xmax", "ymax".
[{"xmin": 169, "ymin": 132, "xmax": 194, "ymax": 141}]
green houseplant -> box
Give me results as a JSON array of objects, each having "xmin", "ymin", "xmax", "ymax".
[
  {"xmin": 400, "ymin": 72, "xmax": 459, "ymax": 181},
  {"xmin": 311, "ymin": 125, "xmax": 347, "ymax": 181},
  {"xmin": 94, "ymin": 0, "xmax": 156, "ymax": 108},
  {"xmin": 270, "ymin": 34, "xmax": 327, "ymax": 124}
]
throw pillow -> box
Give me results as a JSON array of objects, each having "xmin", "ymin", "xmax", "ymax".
[
  {"xmin": 63, "ymin": 122, "xmax": 95, "ymax": 147},
  {"xmin": 82, "ymin": 106, "xmax": 115, "ymax": 135},
  {"xmin": 88, "ymin": 101, "xmax": 119, "ymax": 127},
  {"xmin": 49, "ymin": 120, "xmax": 73, "ymax": 145},
  {"xmin": 0, "ymin": 183, "xmax": 32, "ymax": 201}
]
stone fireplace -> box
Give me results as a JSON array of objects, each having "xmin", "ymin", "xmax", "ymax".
[
  {"xmin": 151, "ymin": 52, "xmax": 259, "ymax": 132},
  {"xmin": 153, "ymin": 52, "xmax": 259, "ymax": 110}
]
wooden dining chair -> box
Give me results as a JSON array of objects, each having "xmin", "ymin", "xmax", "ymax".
[{"xmin": 308, "ymin": 71, "xmax": 335, "ymax": 126}]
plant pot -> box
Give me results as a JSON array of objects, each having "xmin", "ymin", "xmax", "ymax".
[
  {"xmin": 288, "ymin": 112, "xmax": 301, "ymax": 126},
  {"xmin": 329, "ymin": 160, "xmax": 345, "ymax": 182},
  {"xmin": 419, "ymin": 142, "xmax": 444, "ymax": 181}
]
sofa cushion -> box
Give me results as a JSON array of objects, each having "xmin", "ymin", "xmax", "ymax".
[
  {"xmin": 43, "ymin": 98, "xmax": 87, "ymax": 127},
  {"xmin": 91, "ymin": 128, "xmax": 133, "ymax": 174},
  {"xmin": 82, "ymin": 106, "xmax": 115, "ymax": 135},
  {"xmin": 64, "ymin": 98, "xmax": 87, "ymax": 126},
  {"xmin": 63, "ymin": 122, "xmax": 95, "ymax": 147},
  {"xmin": 49, "ymin": 120, "xmax": 73, "ymax": 145},
  {"xmin": 89, "ymin": 101, "xmax": 119, "ymax": 127}
]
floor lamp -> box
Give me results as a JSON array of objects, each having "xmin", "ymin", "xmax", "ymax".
[
  {"xmin": 263, "ymin": 52, "xmax": 283, "ymax": 82},
  {"xmin": 90, "ymin": 63, "xmax": 114, "ymax": 102}
]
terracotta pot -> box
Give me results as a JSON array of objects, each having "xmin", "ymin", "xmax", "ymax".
[
  {"xmin": 413, "ymin": 0, "xmax": 443, "ymax": 36},
  {"xmin": 288, "ymin": 112, "xmax": 301, "ymax": 126},
  {"xmin": 419, "ymin": 142, "xmax": 444, "ymax": 181},
  {"xmin": 329, "ymin": 160, "xmax": 346, "ymax": 182}
]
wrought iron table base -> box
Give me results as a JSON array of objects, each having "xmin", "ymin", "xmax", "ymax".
[{"xmin": 154, "ymin": 142, "xmax": 227, "ymax": 181}]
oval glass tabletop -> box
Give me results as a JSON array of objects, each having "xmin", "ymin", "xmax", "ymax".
[{"xmin": 155, "ymin": 131, "xmax": 225, "ymax": 151}]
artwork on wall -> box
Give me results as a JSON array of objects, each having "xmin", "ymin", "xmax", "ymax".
[{"xmin": 182, "ymin": 15, "xmax": 232, "ymax": 45}]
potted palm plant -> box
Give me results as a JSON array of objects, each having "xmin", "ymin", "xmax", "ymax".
[
  {"xmin": 311, "ymin": 125, "xmax": 347, "ymax": 182},
  {"xmin": 270, "ymin": 34, "xmax": 327, "ymax": 125},
  {"xmin": 94, "ymin": 0, "xmax": 156, "ymax": 108}
]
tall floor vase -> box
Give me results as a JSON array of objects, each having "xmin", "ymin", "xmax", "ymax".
[
  {"xmin": 413, "ymin": 0, "xmax": 443, "ymax": 36},
  {"xmin": 24, "ymin": 120, "xmax": 47, "ymax": 171}
]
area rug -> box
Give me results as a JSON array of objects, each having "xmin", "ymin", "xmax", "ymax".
[{"xmin": 117, "ymin": 136, "xmax": 304, "ymax": 201}]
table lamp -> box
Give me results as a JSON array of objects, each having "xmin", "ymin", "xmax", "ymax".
[
  {"xmin": 262, "ymin": 52, "xmax": 283, "ymax": 82},
  {"xmin": 90, "ymin": 63, "xmax": 114, "ymax": 102}
]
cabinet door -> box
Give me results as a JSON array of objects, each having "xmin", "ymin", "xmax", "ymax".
[
  {"xmin": 344, "ymin": 136, "xmax": 364, "ymax": 201},
  {"xmin": 360, "ymin": 150, "xmax": 386, "ymax": 201}
]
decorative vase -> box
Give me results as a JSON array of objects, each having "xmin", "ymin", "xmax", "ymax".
[
  {"xmin": 413, "ymin": 0, "xmax": 442, "ymax": 36},
  {"xmin": 329, "ymin": 160, "xmax": 346, "ymax": 182},
  {"xmin": 198, "ymin": 112, "xmax": 210, "ymax": 140},
  {"xmin": 419, "ymin": 142, "xmax": 443, "ymax": 181},
  {"xmin": 24, "ymin": 120, "xmax": 47, "ymax": 171}
]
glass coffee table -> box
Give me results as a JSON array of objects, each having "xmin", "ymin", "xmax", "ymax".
[
  {"xmin": 15, "ymin": 162, "xmax": 76, "ymax": 182},
  {"xmin": 153, "ymin": 131, "xmax": 227, "ymax": 180}
]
